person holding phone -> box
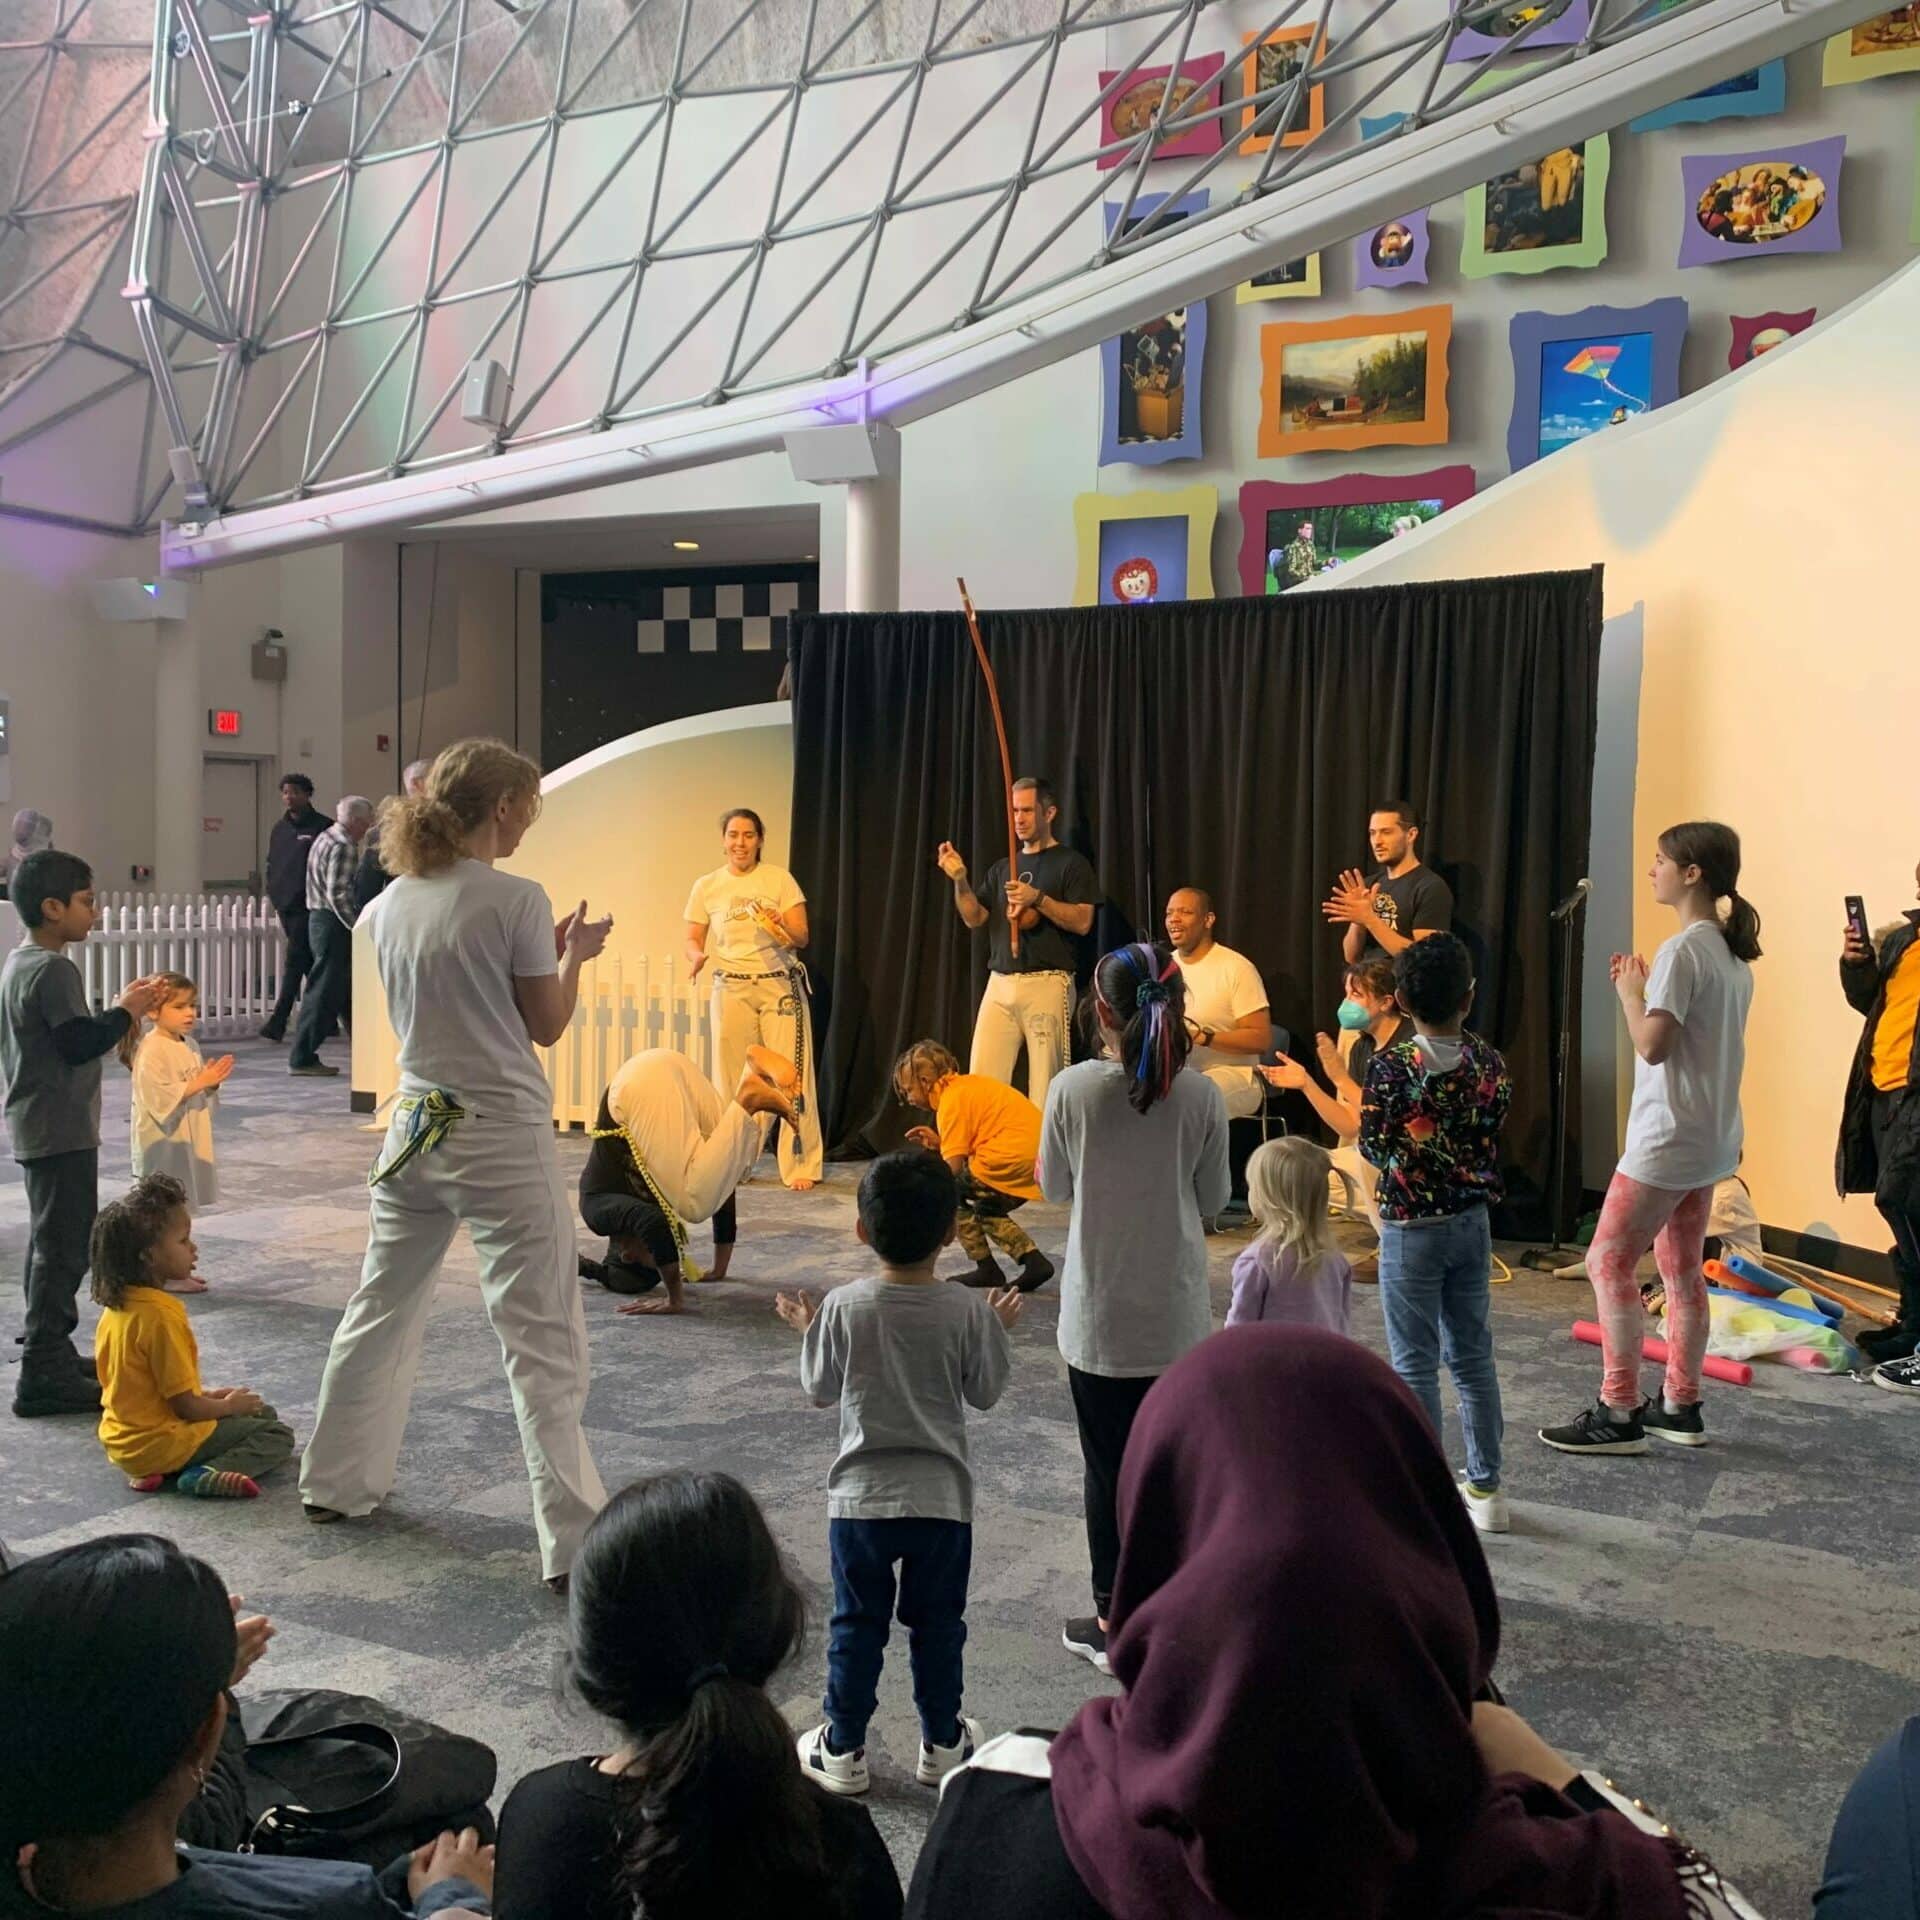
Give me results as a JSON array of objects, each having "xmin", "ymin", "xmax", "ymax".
[{"xmin": 1838, "ymin": 860, "xmax": 1920, "ymax": 1382}]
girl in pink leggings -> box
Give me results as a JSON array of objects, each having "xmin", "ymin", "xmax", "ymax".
[{"xmin": 1540, "ymin": 822, "xmax": 1759, "ymax": 1456}]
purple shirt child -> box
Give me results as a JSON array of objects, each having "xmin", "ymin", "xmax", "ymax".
[{"xmin": 1227, "ymin": 1241, "xmax": 1354, "ymax": 1335}]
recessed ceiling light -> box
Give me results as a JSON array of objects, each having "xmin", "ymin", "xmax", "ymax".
[{"xmin": 672, "ymin": 539, "xmax": 699, "ymax": 551}]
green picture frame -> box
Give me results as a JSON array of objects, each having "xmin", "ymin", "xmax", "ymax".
[{"xmin": 1461, "ymin": 133, "xmax": 1611, "ymax": 278}]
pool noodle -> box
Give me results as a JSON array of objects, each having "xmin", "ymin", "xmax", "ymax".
[
  {"xmin": 1570, "ymin": 1320, "xmax": 1754, "ymax": 1386},
  {"xmin": 1707, "ymin": 1258, "xmax": 1841, "ymax": 1322},
  {"xmin": 1705, "ymin": 1286, "xmax": 1837, "ymax": 1330}
]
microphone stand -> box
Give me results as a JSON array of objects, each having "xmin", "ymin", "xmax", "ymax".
[{"xmin": 1521, "ymin": 885, "xmax": 1590, "ymax": 1272}]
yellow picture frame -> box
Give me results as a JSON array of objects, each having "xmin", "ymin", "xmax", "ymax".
[
  {"xmin": 1236, "ymin": 253, "xmax": 1322, "ymax": 302},
  {"xmin": 1070, "ymin": 486, "xmax": 1218, "ymax": 607},
  {"xmin": 1823, "ymin": 8, "xmax": 1920, "ymax": 83}
]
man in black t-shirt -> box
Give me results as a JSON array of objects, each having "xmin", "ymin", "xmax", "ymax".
[
  {"xmin": 937, "ymin": 776, "xmax": 1099, "ymax": 1111},
  {"xmin": 1324, "ymin": 799, "xmax": 1453, "ymax": 963}
]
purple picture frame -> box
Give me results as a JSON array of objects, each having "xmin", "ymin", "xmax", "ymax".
[
  {"xmin": 1447, "ymin": 0, "xmax": 1590, "ymax": 62},
  {"xmin": 1353, "ymin": 209, "xmax": 1431, "ymax": 289},
  {"xmin": 1506, "ymin": 298, "xmax": 1687, "ymax": 472},
  {"xmin": 1236, "ymin": 468, "xmax": 1475, "ymax": 596},
  {"xmin": 1678, "ymin": 135, "xmax": 1844, "ymax": 267},
  {"xmin": 1099, "ymin": 192, "xmax": 1209, "ymax": 467}
]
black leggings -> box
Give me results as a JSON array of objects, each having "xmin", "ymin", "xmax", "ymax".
[
  {"xmin": 580, "ymin": 1186, "xmax": 736, "ymax": 1292},
  {"xmin": 1873, "ymin": 1091, "xmax": 1920, "ymax": 1300},
  {"xmin": 1067, "ymin": 1365, "xmax": 1159, "ymax": 1617}
]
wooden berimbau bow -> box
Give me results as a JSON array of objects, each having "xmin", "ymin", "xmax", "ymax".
[{"xmin": 956, "ymin": 577, "xmax": 1021, "ymax": 957}]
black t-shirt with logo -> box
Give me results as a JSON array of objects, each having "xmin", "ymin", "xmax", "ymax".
[
  {"xmin": 982, "ymin": 846, "xmax": 1100, "ymax": 975},
  {"xmin": 1362, "ymin": 864, "xmax": 1453, "ymax": 957},
  {"xmin": 1348, "ymin": 1015, "xmax": 1413, "ymax": 1087}
]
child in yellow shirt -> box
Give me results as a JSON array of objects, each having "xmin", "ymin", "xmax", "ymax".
[
  {"xmin": 893, "ymin": 1040, "xmax": 1054, "ymax": 1293},
  {"xmin": 92, "ymin": 1174, "xmax": 294, "ymax": 1497}
]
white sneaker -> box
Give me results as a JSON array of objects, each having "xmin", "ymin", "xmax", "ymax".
[
  {"xmin": 795, "ymin": 1722, "xmax": 870, "ymax": 1796},
  {"xmin": 916, "ymin": 1713, "xmax": 982, "ymax": 1786},
  {"xmin": 1458, "ymin": 1476, "xmax": 1511, "ymax": 1534}
]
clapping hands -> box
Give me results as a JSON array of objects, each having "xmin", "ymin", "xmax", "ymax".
[
  {"xmin": 774, "ymin": 1289, "xmax": 819, "ymax": 1333},
  {"xmin": 191, "ymin": 1054, "xmax": 236, "ymax": 1094},
  {"xmin": 1322, "ymin": 868, "xmax": 1375, "ymax": 928},
  {"xmin": 556, "ymin": 901, "xmax": 614, "ymax": 963}
]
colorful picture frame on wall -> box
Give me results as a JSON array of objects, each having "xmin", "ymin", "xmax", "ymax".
[
  {"xmin": 1099, "ymin": 193, "xmax": 1209, "ymax": 467},
  {"xmin": 1237, "ymin": 253, "xmax": 1321, "ymax": 303},
  {"xmin": 1097, "ymin": 54, "xmax": 1226, "ymax": 169},
  {"xmin": 1236, "ymin": 467, "xmax": 1475, "ymax": 594},
  {"xmin": 1256, "ymin": 305, "xmax": 1453, "ymax": 458},
  {"xmin": 1629, "ymin": 59, "xmax": 1785, "ymax": 130},
  {"xmin": 1728, "ymin": 307, "xmax": 1815, "ymax": 368},
  {"xmin": 1072, "ymin": 487, "xmax": 1218, "ymax": 607},
  {"xmin": 1678, "ymin": 135, "xmax": 1843, "ymax": 266},
  {"xmin": 1447, "ymin": 0, "xmax": 1590, "ymax": 62},
  {"xmin": 1462, "ymin": 134, "xmax": 1609, "ymax": 277},
  {"xmin": 1354, "ymin": 210, "xmax": 1431, "ymax": 289},
  {"xmin": 1238, "ymin": 28, "xmax": 1327, "ymax": 154},
  {"xmin": 1506, "ymin": 298, "xmax": 1686, "ymax": 471},
  {"xmin": 1823, "ymin": 8, "xmax": 1920, "ymax": 85}
]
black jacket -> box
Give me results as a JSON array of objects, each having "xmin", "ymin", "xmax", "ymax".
[
  {"xmin": 1837, "ymin": 912, "xmax": 1920, "ymax": 1210},
  {"xmin": 266, "ymin": 802, "xmax": 328, "ymax": 910}
]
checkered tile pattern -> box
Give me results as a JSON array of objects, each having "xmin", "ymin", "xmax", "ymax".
[{"xmin": 635, "ymin": 578, "xmax": 808, "ymax": 656}]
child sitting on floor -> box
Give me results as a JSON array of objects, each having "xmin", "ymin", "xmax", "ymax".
[
  {"xmin": 1228, "ymin": 1136, "xmax": 1358, "ymax": 1334},
  {"xmin": 92, "ymin": 1174, "xmax": 295, "ymax": 1498},
  {"xmin": 892, "ymin": 1040, "xmax": 1054, "ymax": 1293}
]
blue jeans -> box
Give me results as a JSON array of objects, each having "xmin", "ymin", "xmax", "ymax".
[
  {"xmin": 825, "ymin": 1516, "xmax": 971, "ymax": 1752},
  {"xmin": 1377, "ymin": 1205, "xmax": 1504, "ymax": 1489},
  {"xmin": 1816, "ymin": 1714, "xmax": 1920, "ymax": 1917}
]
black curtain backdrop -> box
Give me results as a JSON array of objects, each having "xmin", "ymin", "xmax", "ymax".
[{"xmin": 788, "ymin": 569, "xmax": 1603, "ymax": 1236}]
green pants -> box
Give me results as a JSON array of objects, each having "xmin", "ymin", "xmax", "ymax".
[{"xmin": 182, "ymin": 1405, "xmax": 296, "ymax": 1482}]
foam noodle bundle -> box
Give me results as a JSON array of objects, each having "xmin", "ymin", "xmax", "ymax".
[{"xmin": 1571, "ymin": 1321, "xmax": 1753, "ymax": 1386}]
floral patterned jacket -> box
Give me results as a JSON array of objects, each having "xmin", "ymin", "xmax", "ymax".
[{"xmin": 1358, "ymin": 1030, "xmax": 1511, "ymax": 1223}]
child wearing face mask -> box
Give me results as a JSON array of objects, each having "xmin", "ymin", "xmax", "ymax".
[{"xmin": 119, "ymin": 973, "xmax": 234, "ymax": 1293}]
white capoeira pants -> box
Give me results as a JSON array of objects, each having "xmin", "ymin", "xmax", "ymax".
[
  {"xmin": 614, "ymin": 1049, "xmax": 772, "ymax": 1222},
  {"xmin": 1202, "ymin": 1064, "xmax": 1266, "ymax": 1120},
  {"xmin": 299, "ymin": 1113, "xmax": 606, "ymax": 1581},
  {"xmin": 710, "ymin": 970, "xmax": 823, "ymax": 1184},
  {"xmin": 970, "ymin": 969, "xmax": 1075, "ymax": 1113}
]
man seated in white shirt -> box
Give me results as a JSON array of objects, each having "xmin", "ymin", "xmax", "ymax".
[{"xmin": 1165, "ymin": 888, "xmax": 1272, "ymax": 1120}]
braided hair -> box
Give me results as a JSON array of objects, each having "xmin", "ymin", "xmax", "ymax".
[
  {"xmin": 891, "ymin": 1039, "xmax": 961, "ymax": 1109},
  {"xmin": 1090, "ymin": 941, "xmax": 1191, "ymax": 1114}
]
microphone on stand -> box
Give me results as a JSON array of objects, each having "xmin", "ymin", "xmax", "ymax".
[{"xmin": 1550, "ymin": 877, "xmax": 1592, "ymax": 922}]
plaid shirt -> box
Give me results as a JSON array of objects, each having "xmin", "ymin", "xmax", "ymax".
[{"xmin": 304, "ymin": 823, "xmax": 361, "ymax": 927}]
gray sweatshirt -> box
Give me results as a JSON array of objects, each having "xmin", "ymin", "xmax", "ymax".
[
  {"xmin": 799, "ymin": 1277, "xmax": 1012, "ymax": 1522},
  {"xmin": 1038, "ymin": 1060, "xmax": 1230, "ymax": 1378}
]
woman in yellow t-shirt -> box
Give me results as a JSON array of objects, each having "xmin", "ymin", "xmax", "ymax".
[
  {"xmin": 893, "ymin": 1040, "xmax": 1054, "ymax": 1294},
  {"xmin": 91, "ymin": 1174, "xmax": 294, "ymax": 1498}
]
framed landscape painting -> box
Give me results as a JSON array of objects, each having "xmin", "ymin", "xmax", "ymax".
[
  {"xmin": 1236, "ymin": 467, "xmax": 1475, "ymax": 594},
  {"xmin": 1098, "ymin": 53, "xmax": 1226, "ymax": 169},
  {"xmin": 1099, "ymin": 193, "xmax": 1209, "ymax": 466},
  {"xmin": 1239, "ymin": 28, "xmax": 1327, "ymax": 154},
  {"xmin": 1072, "ymin": 486, "xmax": 1218, "ymax": 606},
  {"xmin": 1678, "ymin": 136, "xmax": 1843, "ymax": 266},
  {"xmin": 1257, "ymin": 305, "xmax": 1453, "ymax": 458},
  {"xmin": 1462, "ymin": 133, "xmax": 1610, "ymax": 276},
  {"xmin": 1507, "ymin": 298, "xmax": 1686, "ymax": 470}
]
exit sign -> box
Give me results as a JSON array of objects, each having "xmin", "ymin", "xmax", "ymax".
[{"xmin": 208, "ymin": 708, "xmax": 241, "ymax": 737}]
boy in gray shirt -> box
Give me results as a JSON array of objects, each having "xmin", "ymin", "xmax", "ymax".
[
  {"xmin": 776, "ymin": 1149, "xmax": 1021, "ymax": 1800},
  {"xmin": 2, "ymin": 851, "xmax": 164, "ymax": 1417}
]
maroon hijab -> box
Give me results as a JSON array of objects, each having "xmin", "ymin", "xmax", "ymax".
[{"xmin": 1048, "ymin": 1329, "xmax": 1688, "ymax": 1920}]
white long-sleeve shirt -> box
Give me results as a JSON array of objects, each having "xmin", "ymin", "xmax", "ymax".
[{"xmin": 129, "ymin": 1030, "xmax": 218, "ymax": 1206}]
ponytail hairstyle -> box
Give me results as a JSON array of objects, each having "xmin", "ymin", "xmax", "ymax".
[
  {"xmin": 891, "ymin": 1039, "xmax": 961, "ymax": 1109},
  {"xmin": 0, "ymin": 1535, "xmax": 233, "ymax": 1868},
  {"xmin": 378, "ymin": 739, "xmax": 539, "ymax": 879},
  {"xmin": 1089, "ymin": 941, "xmax": 1191, "ymax": 1114},
  {"xmin": 90, "ymin": 1174, "xmax": 188, "ymax": 1310},
  {"xmin": 116, "ymin": 971, "xmax": 196, "ymax": 1070},
  {"xmin": 567, "ymin": 1472, "xmax": 835, "ymax": 1920},
  {"xmin": 1658, "ymin": 820, "xmax": 1762, "ymax": 962}
]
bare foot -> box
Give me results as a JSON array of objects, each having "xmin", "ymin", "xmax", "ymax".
[
  {"xmin": 744, "ymin": 1043, "xmax": 799, "ymax": 1094},
  {"xmin": 786, "ymin": 1177, "xmax": 817, "ymax": 1192},
  {"xmin": 165, "ymin": 1277, "xmax": 210, "ymax": 1295},
  {"xmin": 618, "ymin": 1294, "xmax": 697, "ymax": 1316},
  {"xmin": 735, "ymin": 1062, "xmax": 798, "ymax": 1125}
]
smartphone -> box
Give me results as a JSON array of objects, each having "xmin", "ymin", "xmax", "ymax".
[{"xmin": 1846, "ymin": 895, "xmax": 1871, "ymax": 949}]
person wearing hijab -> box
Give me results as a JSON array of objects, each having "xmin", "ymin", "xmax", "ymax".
[{"xmin": 905, "ymin": 1329, "xmax": 1757, "ymax": 1920}]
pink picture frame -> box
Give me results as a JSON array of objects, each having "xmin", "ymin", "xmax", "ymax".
[{"xmin": 1098, "ymin": 54, "xmax": 1227, "ymax": 169}]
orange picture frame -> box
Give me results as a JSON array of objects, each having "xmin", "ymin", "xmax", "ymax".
[
  {"xmin": 1239, "ymin": 28, "xmax": 1328, "ymax": 155},
  {"xmin": 1256, "ymin": 305, "xmax": 1453, "ymax": 458}
]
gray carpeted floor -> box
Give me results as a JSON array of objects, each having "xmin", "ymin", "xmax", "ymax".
[{"xmin": 3, "ymin": 1046, "xmax": 1915, "ymax": 1915}]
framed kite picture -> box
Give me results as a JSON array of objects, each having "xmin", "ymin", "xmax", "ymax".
[
  {"xmin": 1237, "ymin": 253, "xmax": 1321, "ymax": 302},
  {"xmin": 1354, "ymin": 211, "xmax": 1431, "ymax": 289},
  {"xmin": 1099, "ymin": 192, "xmax": 1209, "ymax": 466},
  {"xmin": 1072, "ymin": 486, "xmax": 1218, "ymax": 607},
  {"xmin": 1257, "ymin": 306, "xmax": 1453, "ymax": 458},
  {"xmin": 1447, "ymin": 0, "xmax": 1590, "ymax": 62},
  {"xmin": 1507, "ymin": 299, "xmax": 1686, "ymax": 471},
  {"xmin": 1728, "ymin": 308, "xmax": 1815, "ymax": 369},
  {"xmin": 1462, "ymin": 133, "xmax": 1610, "ymax": 277},
  {"xmin": 1679, "ymin": 136, "xmax": 1843, "ymax": 266},
  {"xmin": 1236, "ymin": 467, "xmax": 1475, "ymax": 595},
  {"xmin": 1823, "ymin": 8, "xmax": 1920, "ymax": 84},
  {"xmin": 1098, "ymin": 54, "xmax": 1226, "ymax": 169},
  {"xmin": 1239, "ymin": 27, "xmax": 1327, "ymax": 154}
]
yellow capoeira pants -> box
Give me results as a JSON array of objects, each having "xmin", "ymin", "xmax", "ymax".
[{"xmin": 710, "ymin": 968, "xmax": 824, "ymax": 1184}]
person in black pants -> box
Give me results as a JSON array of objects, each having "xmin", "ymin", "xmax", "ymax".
[
  {"xmin": 1840, "ymin": 862, "xmax": 1920, "ymax": 1380},
  {"xmin": 0, "ymin": 851, "xmax": 166, "ymax": 1416},
  {"xmin": 260, "ymin": 774, "xmax": 329, "ymax": 1042},
  {"xmin": 577, "ymin": 1093, "xmax": 738, "ymax": 1302},
  {"xmin": 288, "ymin": 797, "xmax": 373, "ymax": 1077}
]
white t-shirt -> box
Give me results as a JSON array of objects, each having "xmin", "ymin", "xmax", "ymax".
[
  {"xmin": 1616, "ymin": 920, "xmax": 1753, "ymax": 1191},
  {"xmin": 1173, "ymin": 942, "xmax": 1270, "ymax": 1091},
  {"xmin": 683, "ymin": 862, "xmax": 805, "ymax": 970},
  {"xmin": 366, "ymin": 859, "xmax": 558, "ymax": 1125}
]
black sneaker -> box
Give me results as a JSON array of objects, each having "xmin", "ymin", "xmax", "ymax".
[
  {"xmin": 1015, "ymin": 1250, "xmax": 1055, "ymax": 1294},
  {"xmin": 1062, "ymin": 1616, "xmax": 1110, "ymax": 1673},
  {"xmin": 13, "ymin": 1368, "xmax": 103, "ymax": 1418},
  {"xmin": 955, "ymin": 1258, "xmax": 1004, "ymax": 1289},
  {"xmin": 1859, "ymin": 1322, "xmax": 1920, "ymax": 1364},
  {"xmin": 290, "ymin": 1062, "xmax": 340, "ymax": 1077},
  {"xmin": 1639, "ymin": 1398, "xmax": 1708, "ymax": 1447},
  {"xmin": 1872, "ymin": 1356, "xmax": 1920, "ymax": 1396},
  {"xmin": 1538, "ymin": 1402, "xmax": 1648, "ymax": 1455}
]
